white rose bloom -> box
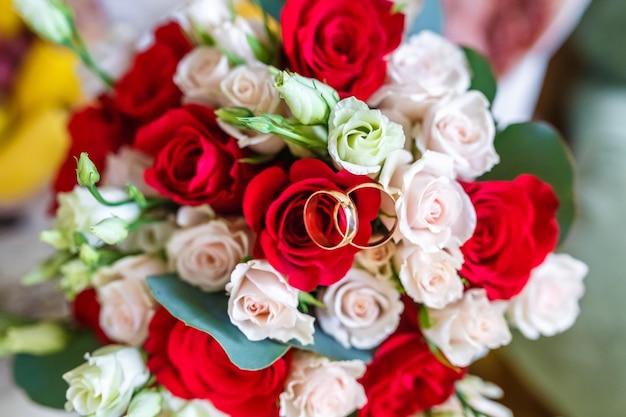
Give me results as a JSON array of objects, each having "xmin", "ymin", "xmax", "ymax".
[
  {"xmin": 102, "ymin": 145, "xmax": 157, "ymax": 197},
  {"xmin": 174, "ymin": 46, "xmax": 231, "ymax": 107},
  {"xmin": 328, "ymin": 97, "xmax": 406, "ymax": 177},
  {"xmin": 158, "ymin": 390, "xmax": 228, "ymax": 417},
  {"xmin": 95, "ymin": 255, "xmax": 167, "ymax": 346},
  {"xmin": 354, "ymin": 237, "xmax": 396, "ymax": 280},
  {"xmin": 317, "ymin": 268, "xmax": 403, "ymax": 349},
  {"xmin": 507, "ymin": 253, "xmax": 587, "ymax": 340},
  {"xmin": 175, "ymin": 204, "xmax": 216, "ymax": 228},
  {"xmin": 167, "ymin": 218, "xmax": 251, "ymax": 292},
  {"xmin": 418, "ymin": 91, "xmax": 498, "ymax": 180},
  {"xmin": 395, "ymin": 242, "xmax": 464, "ymax": 309},
  {"xmin": 54, "ymin": 186, "xmax": 140, "ymax": 249},
  {"xmin": 279, "ymin": 351, "xmax": 367, "ymax": 417},
  {"xmin": 183, "ymin": 0, "xmax": 232, "ymax": 29},
  {"xmin": 226, "ymin": 260, "xmax": 315, "ymax": 345},
  {"xmin": 63, "ymin": 345, "xmax": 150, "ymax": 417},
  {"xmin": 382, "ymin": 151, "xmax": 476, "ymax": 252},
  {"xmin": 423, "ymin": 289, "xmax": 512, "ymax": 367}
]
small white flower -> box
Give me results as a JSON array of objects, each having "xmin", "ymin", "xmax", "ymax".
[
  {"xmin": 14, "ymin": 0, "xmax": 73, "ymax": 44},
  {"xmin": 102, "ymin": 146, "xmax": 156, "ymax": 197},
  {"xmin": 63, "ymin": 345, "xmax": 150, "ymax": 417},
  {"xmin": 418, "ymin": 90, "xmax": 498, "ymax": 180},
  {"xmin": 507, "ymin": 253, "xmax": 587, "ymax": 340},
  {"xmin": 174, "ymin": 46, "xmax": 231, "ymax": 107},
  {"xmin": 279, "ymin": 351, "xmax": 367, "ymax": 417},
  {"xmin": 226, "ymin": 260, "xmax": 315, "ymax": 345},
  {"xmin": 317, "ymin": 268, "xmax": 403, "ymax": 349},
  {"xmin": 328, "ymin": 97, "xmax": 406, "ymax": 177},
  {"xmin": 274, "ymin": 70, "xmax": 339, "ymax": 125},
  {"xmin": 158, "ymin": 389, "xmax": 228, "ymax": 417},
  {"xmin": 423, "ymin": 289, "xmax": 512, "ymax": 367}
]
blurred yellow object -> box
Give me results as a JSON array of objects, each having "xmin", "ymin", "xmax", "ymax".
[
  {"xmin": 13, "ymin": 40, "xmax": 82, "ymax": 114},
  {"xmin": 0, "ymin": 0, "xmax": 23, "ymax": 37},
  {"xmin": 0, "ymin": 108, "xmax": 70, "ymax": 202},
  {"xmin": 236, "ymin": 0, "xmax": 280, "ymax": 35}
]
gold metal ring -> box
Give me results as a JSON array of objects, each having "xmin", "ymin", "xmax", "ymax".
[{"xmin": 303, "ymin": 190, "xmax": 358, "ymax": 250}]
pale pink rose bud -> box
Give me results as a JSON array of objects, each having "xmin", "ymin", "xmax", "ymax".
[{"xmin": 174, "ymin": 46, "xmax": 230, "ymax": 108}]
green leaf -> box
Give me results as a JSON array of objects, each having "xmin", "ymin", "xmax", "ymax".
[
  {"xmin": 147, "ymin": 274, "xmax": 291, "ymax": 371},
  {"xmin": 13, "ymin": 331, "xmax": 101, "ymax": 409},
  {"xmin": 463, "ymin": 47, "xmax": 497, "ymax": 104},
  {"xmin": 479, "ymin": 122, "xmax": 576, "ymax": 244},
  {"xmin": 289, "ymin": 323, "xmax": 374, "ymax": 364}
]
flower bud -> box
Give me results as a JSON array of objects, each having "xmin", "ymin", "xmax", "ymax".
[
  {"xmin": 126, "ymin": 389, "xmax": 162, "ymax": 417},
  {"xmin": 13, "ymin": 0, "xmax": 74, "ymax": 45},
  {"xmin": 274, "ymin": 70, "xmax": 339, "ymax": 125},
  {"xmin": 1, "ymin": 321, "xmax": 68, "ymax": 355},
  {"xmin": 76, "ymin": 152, "xmax": 100, "ymax": 187},
  {"xmin": 90, "ymin": 216, "xmax": 130, "ymax": 245}
]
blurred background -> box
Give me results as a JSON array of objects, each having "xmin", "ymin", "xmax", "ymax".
[{"xmin": 1, "ymin": 0, "xmax": 624, "ymax": 416}]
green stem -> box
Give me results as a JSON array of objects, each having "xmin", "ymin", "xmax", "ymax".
[
  {"xmin": 88, "ymin": 185, "xmax": 134, "ymax": 207},
  {"xmin": 66, "ymin": 28, "xmax": 114, "ymax": 89}
]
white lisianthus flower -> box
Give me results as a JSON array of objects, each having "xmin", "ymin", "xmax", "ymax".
[
  {"xmin": 279, "ymin": 351, "xmax": 367, "ymax": 417},
  {"xmin": 417, "ymin": 90, "xmax": 498, "ymax": 180},
  {"xmin": 51, "ymin": 186, "xmax": 140, "ymax": 249},
  {"xmin": 423, "ymin": 289, "xmax": 512, "ymax": 367},
  {"xmin": 507, "ymin": 253, "xmax": 587, "ymax": 340},
  {"xmin": 354, "ymin": 237, "xmax": 396, "ymax": 280},
  {"xmin": 211, "ymin": 17, "xmax": 263, "ymax": 64},
  {"xmin": 328, "ymin": 97, "xmax": 406, "ymax": 177},
  {"xmin": 102, "ymin": 146, "xmax": 156, "ymax": 197},
  {"xmin": 317, "ymin": 268, "xmax": 403, "ymax": 349},
  {"xmin": 174, "ymin": 46, "xmax": 230, "ymax": 108},
  {"xmin": 167, "ymin": 218, "xmax": 251, "ymax": 292},
  {"xmin": 395, "ymin": 242, "xmax": 464, "ymax": 309},
  {"xmin": 184, "ymin": 0, "xmax": 232, "ymax": 29},
  {"xmin": 158, "ymin": 389, "xmax": 228, "ymax": 417},
  {"xmin": 63, "ymin": 345, "xmax": 150, "ymax": 417},
  {"xmin": 95, "ymin": 255, "xmax": 167, "ymax": 346},
  {"xmin": 14, "ymin": 0, "xmax": 73, "ymax": 44},
  {"xmin": 122, "ymin": 220, "xmax": 177, "ymax": 254},
  {"xmin": 226, "ymin": 260, "xmax": 315, "ymax": 345},
  {"xmin": 380, "ymin": 151, "xmax": 476, "ymax": 252}
]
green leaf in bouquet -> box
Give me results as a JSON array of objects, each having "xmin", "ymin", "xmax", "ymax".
[
  {"xmin": 479, "ymin": 122, "xmax": 576, "ymax": 244},
  {"xmin": 288, "ymin": 323, "xmax": 375, "ymax": 364},
  {"xmin": 463, "ymin": 48, "xmax": 497, "ymax": 105},
  {"xmin": 147, "ymin": 274, "xmax": 291, "ymax": 371},
  {"xmin": 13, "ymin": 330, "xmax": 101, "ymax": 409}
]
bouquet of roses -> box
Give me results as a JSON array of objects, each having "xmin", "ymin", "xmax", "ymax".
[{"xmin": 8, "ymin": 0, "xmax": 587, "ymax": 416}]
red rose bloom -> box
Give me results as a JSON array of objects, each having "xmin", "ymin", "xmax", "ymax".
[
  {"xmin": 243, "ymin": 159, "xmax": 379, "ymax": 291},
  {"xmin": 461, "ymin": 174, "xmax": 559, "ymax": 300},
  {"xmin": 115, "ymin": 22, "xmax": 192, "ymax": 123},
  {"xmin": 281, "ymin": 0, "xmax": 404, "ymax": 100},
  {"xmin": 52, "ymin": 95, "xmax": 133, "ymax": 194},
  {"xmin": 134, "ymin": 104, "xmax": 258, "ymax": 213},
  {"xmin": 144, "ymin": 308, "xmax": 290, "ymax": 417},
  {"xmin": 71, "ymin": 289, "xmax": 110, "ymax": 344}
]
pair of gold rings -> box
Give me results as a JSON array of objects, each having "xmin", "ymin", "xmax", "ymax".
[{"xmin": 303, "ymin": 182, "xmax": 398, "ymax": 251}]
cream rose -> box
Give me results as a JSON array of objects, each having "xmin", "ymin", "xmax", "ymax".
[
  {"xmin": 507, "ymin": 253, "xmax": 587, "ymax": 340},
  {"xmin": 395, "ymin": 242, "xmax": 464, "ymax": 309},
  {"xmin": 174, "ymin": 46, "xmax": 230, "ymax": 107},
  {"xmin": 354, "ymin": 237, "xmax": 396, "ymax": 280},
  {"xmin": 175, "ymin": 204, "xmax": 216, "ymax": 228},
  {"xmin": 328, "ymin": 97, "xmax": 406, "ymax": 177},
  {"xmin": 95, "ymin": 255, "xmax": 167, "ymax": 346},
  {"xmin": 417, "ymin": 90, "xmax": 498, "ymax": 180},
  {"xmin": 167, "ymin": 218, "xmax": 251, "ymax": 292},
  {"xmin": 423, "ymin": 289, "xmax": 512, "ymax": 367},
  {"xmin": 226, "ymin": 260, "xmax": 315, "ymax": 345},
  {"xmin": 381, "ymin": 151, "xmax": 476, "ymax": 252},
  {"xmin": 317, "ymin": 268, "xmax": 403, "ymax": 349},
  {"xmin": 63, "ymin": 345, "xmax": 149, "ymax": 417},
  {"xmin": 279, "ymin": 351, "xmax": 367, "ymax": 417},
  {"xmin": 102, "ymin": 146, "xmax": 157, "ymax": 197}
]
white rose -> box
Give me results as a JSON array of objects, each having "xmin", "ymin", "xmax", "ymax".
[
  {"xmin": 226, "ymin": 260, "xmax": 315, "ymax": 345},
  {"xmin": 158, "ymin": 390, "xmax": 228, "ymax": 417},
  {"xmin": 382, "ymin": 151, "xmax": 476, "ymax": 252},
  {"xmin": 279, "ymin": 351, "xmax": 367, "ymax": 417},
  {"xmin": 417, "ymin": 91, "xmax": 498, "ymax": 180},
  {"xmin": 63, "ymin": 345, "xmax": 149, "ymax": 417},
  {"xmin": 423, "ymin": 289, "xmax": 512, "ymax": 367},
  {"xmin": 507, "ymin": 253, "xmax": 587, "ymax": 340},
  {"xmin": 102, "ymin": 145, "xmax": 157, "ymax": 197},
  {"xmin": 95, "ymin": 255, "xmax": 167, "ymax": 346},
  {"xmin": 167, "ymin": 218, "xmax": 251, "ymax": 292},
  {"xmin": 53, "ymin": 186, "xmax": 140, "ymax": 249},
  {"xmin": 183, "ymin": 0, "xmax": 232, "ymax": 29},
  {"xmin": 354, "ymin": 237, "xmax": 396, "ymax": 280},
  {"xmin": 328, "ymin": 97, "xmax": 406, "ymax": 177},
  {"xmin": 174, "ymin": 46, "xmax": 231, "ymax": 107},
  {"xmin": 395, "ymin": 242, "xmax": 464, "ymax": 309},
  {"xmin": 317, "ymin": 268, "xmax": 403, "ymax": 349}
]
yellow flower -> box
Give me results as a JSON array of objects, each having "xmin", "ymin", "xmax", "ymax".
[{"xmin": 0, "ymin": 0, "xmax": 23, "ymax": 37}]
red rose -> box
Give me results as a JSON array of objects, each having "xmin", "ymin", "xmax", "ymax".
[
  {"xmin": 243, "ymin": 159, "xmax": 379, "ymax": 291},
  {"xmin": 358, "ymin": 331, "xmax": 464, "ymax": 417},
  {"xmin": 52, "ymin": 95, "xmax": 133, "ymax": 194},
  {"xmin": 115, "ymin": 22, "xmax": 192, "ymax": 123},
  {"xmin": 461, "ymin": 174, "xmax": 559, "ymax": 300},
  {"xmin": 71, "ymin": 288, "xmax": 110, "ymax": 345},
  {"xmin": 281, "ymin": 0, "xmax": 404, "ymax": 100},
  {"xmin": 134, "ymin": 104, "xmax": 258, "ymax": 213},
  {"xmin": 144, "ymin": 308, "xmax": 290, "ymax": 417}
]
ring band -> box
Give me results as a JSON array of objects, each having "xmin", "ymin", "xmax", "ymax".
[{"xmin": 303, "ymin": 190, "xmax": 358, "ymax": 250}]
